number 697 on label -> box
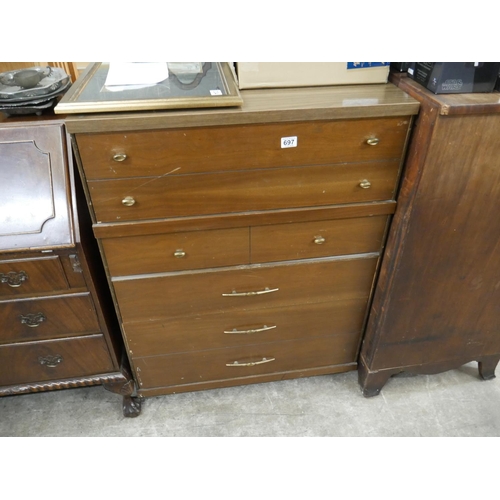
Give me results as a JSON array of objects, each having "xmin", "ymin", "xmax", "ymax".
[{"xmin": 281, "ymin": 136, "xmax": 298, "ymax": 148}]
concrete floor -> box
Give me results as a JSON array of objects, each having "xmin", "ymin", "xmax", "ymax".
[{"xmin": 1, "ymin": 362, "xmax": 500, "ymax": 436}]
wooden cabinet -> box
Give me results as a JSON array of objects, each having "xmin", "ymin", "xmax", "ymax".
[
  {"xmin": 67, "ymin": 84, "xmax": 418, "ymax": 408},
  {"xmin": 359, "ymin": 74, "xmax": 500, "ymax": 396},
  {"xmin": 0, "ymin": 118, "xmax": 138, "ymax": 417}
]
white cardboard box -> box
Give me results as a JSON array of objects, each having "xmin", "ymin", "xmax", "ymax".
[{"xmin": 236, "ymin": 62, "xmax": 390, "ymax": 89}]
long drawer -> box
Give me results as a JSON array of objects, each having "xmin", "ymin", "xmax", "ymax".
[
  {"xmin": 88, "ymin": 161, "xmax": 401, "ymax": 223},
  {"xmin": 133, "ymin": 333, "xmax": 359, "ymax": 391},
  {"xmin": 0, "ymin": 256, "xmax": 70, "ymax": 297},
  {"xmin": 113, "ymin": 256, "xmax": 378, "ymax": 323},
  {"xmin": 76, "ymin": 117, "xmax": 410, "ymax": 180},
  {"xmin": 102, "ymin": 215, "xmax": 387, "ymax": 276},
  {"xmin": 0, "ymin": 334, "xmax": 114, "ymax": 386},
  {"xmin": 124, "ymin": 298, "xmax": 369, "ymax": 357},
  {"xmin": 0, "ymin": 292, "xmax": 100, "ymax": 344}
]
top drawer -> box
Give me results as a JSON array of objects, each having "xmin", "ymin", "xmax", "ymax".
[
  {"xmin": 0, "ymin": 256, "xmax": 70, "ymax": 297},
  {"xmin": 76, "ymin": 117, "xmax": 411, "ymax": 180}
]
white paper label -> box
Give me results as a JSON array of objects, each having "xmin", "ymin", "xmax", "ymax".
[
  {"xmin": 408, "ymin": 67, "xmax": 414, "ymax": 75},
  {"xmin": 281, "ymin": 136, "xmax": 297, "ymax": 148},
  {"xmin": 210, "ymin": 89, "xmax": 223, "ymax": 95}
]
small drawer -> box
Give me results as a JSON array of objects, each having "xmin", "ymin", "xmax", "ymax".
[
  {"xmin": 0, "ymin": 256, "xmax": 70, "ymax": 297},
  {"xmin": 113, "ymin": 256, "xmax": 378, "ymax": 324},
  {"xmin": 76, "ymin": 117, "xmax": 410, "ymax": 180},
  {"xmin": 251, "ymin": 215, "xmax": 388, "ymax": 263},
  {"xmin": 102, "ymin": 227, "xmax": 250, "ymax": 277},
  {"xmin": 0, "ymin": 334, "xmax": 115, "ymax": 387},
  {"xmin": 132, "ymin": 332, "xmax": 360, "ymax": 391},
  {"xmin": 124, "ymin": 298, "xmax": 369, "ymax": 357},
  {"xmin": 88, "ymin": 161, "xmax": 401, "ymax": 223},
  {"xmin": 0, "ymin": 293, "xmax": 100, "ymax": 344}
]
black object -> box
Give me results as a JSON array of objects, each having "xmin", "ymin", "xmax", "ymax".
[{"xmin": 408, "ymin": 62, "xmax": 500, "ymax": 94}]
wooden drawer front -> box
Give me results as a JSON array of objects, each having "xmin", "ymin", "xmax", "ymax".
[
  {"xmin": 102, "ymin": 227, "xmax": 250, "ymax": 277},
  {"xmin": 89, "ymin": 161, "xmax": 400, "ymax": 223},
  {"xmin": 114, "ymin": 257, "xmax": 378, "ymax": 323},
  {"xmin": 76, "ymin": 118, "xmax": 409, "ymax": 180},
  {"xmin": 133, "ymin": 333, "xmax": 359, "ymax": 390},
  {"xmin": 0, "ymin": 293, "xmax": 100, "ymax": 344},
  {"xmin": 0, "ymin": 335, "xmax": 114, "ymax": 386},
  {"xmin": 0, "ymin": 256, "xmax": 70, "ymax": 297},
  {"xmin": 251, "ymin": 215, "xmax": 388, "ymax": 263},
  {"xmin": 124, "ymin": 298, "xmax": 368, "ymax": 357}
]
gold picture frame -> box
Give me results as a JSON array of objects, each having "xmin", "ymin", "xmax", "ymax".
[{"xmin": 54, "ymin": 62, "xmax": 242, "ymax": 114}]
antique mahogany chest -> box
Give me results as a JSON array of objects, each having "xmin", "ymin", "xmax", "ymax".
[
  {"xmin": 359, "ymin": 74, "xmax": 500, "ymax": 396},
  {"xmin": 65, "ymin": 84, "xmax": 419, "ymax": 410},
  {"xmin": 0, "ymin": 116, "xmax": 137, "ymax": 416}
]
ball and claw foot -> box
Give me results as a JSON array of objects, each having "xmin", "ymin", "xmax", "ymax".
[{"xmin": 123, "ymin": 395, "xmax": 142, "ymax": 418}]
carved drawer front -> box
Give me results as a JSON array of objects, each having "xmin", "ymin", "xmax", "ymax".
[
  {"xmin": 0, "ymin": 123, "xmax": 74, "ymax": 252},
  {"xmin": 102, "ymin": 227, "xmax": 250, "ymax": 277},
  {"xmin": 88, "ymin": 161, "xmax": 401, "ymax": 223},
  {"xmin": 0, "ymin": 334, "xmax": 115, "ymax": 386},
  {"xmin": 0, "ymin": 293, "xmax": 100, "ymax": 344},
  {"xmin": 76, "ymin": 117, "xmax": 410, "ymax": 180},
  {"xmin": 251, "ymin": 215, "xmax": 388, "ymax": 264},
  {"xmin": 113, "ymin": 256, "xmax": 378, "ymax": 324},
  {"xmin": 0, "ymin": 256, "xmax": 70, "ymax": 297},
  {"xmin": 133, "ymin": 333, "xmax": 360, "ymax": 391},
  {"xmin": 124, "ymin": 298, "xmax": 369, "ymax": 357}
]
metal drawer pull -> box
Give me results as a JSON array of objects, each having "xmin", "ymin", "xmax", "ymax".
[
  {"xmin": 366, "ymin": 137, "xmax": 380, "ymax": 146},
  {"xmin": 359, "ymin": 179, "xmax": 372, "ymax": 189},
  {"xmin": 224, "ymin": 325, "xmax": 276, "ymax": 335},
  {"xmin": 113, "ymin": 153, "xmax": 127, "ymax": 162},
  {"xmin": 38, "ymin": 354, "xmax": 63, "ymax": 368},
  {"xmin": 222, "ymin": 287, "xmax": 279, "ymax": 297},
  {"xmin": 122, "ymin": 196, "xmax": 136, "ymax": 206},
  {"xmin": 20, "ymin": 312, "xmax": 46, "ymax": 328},
  {"xmin": 174, "ymin": 249, "xmax": 186, "ymax": 258},
  {"xmin": 314, "ymin": 236, "xmax": 325, "ymax": 245},
  {"xmin": 226, "ymin": 357, "xmax": 276, "ymax": 367},
  {"xmin": 1, "ymin": 271, "xmax": 28, "ymax": 288}
]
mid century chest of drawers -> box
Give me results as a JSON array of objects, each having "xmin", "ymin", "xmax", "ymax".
[
  {"xmin": 0, "ymin": 117, "xmax": 137, "ymax": 417},
  {"xmin": 65, "ymin": 84, "xmax": 419, "ymax": 409}
]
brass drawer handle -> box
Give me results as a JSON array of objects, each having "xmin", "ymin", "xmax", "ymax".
[
  {"xmin": 226, "ymin": 357, "xmax": 276, "ymax": 367},
  {"xmin": 20, "ymin": 312, "xmax": 46, "ymax": 328},
  {"xmin": 314, "ymin": 236, "xmax": 325, "ymax": 245},
  {"xmin": 366, "ymin": 137, "xmax": 380, "ymax": 146},
  {"xmin": 174, "ymin": 249, "xmax": 186, "ymax": 258},
  {"xmin": 222, "ymin": 287, "xmax": 279, "ymax": 297},
  {"xmin": 38, "ymin": 354, "xmax": 63, "ymax": 368},
  {"xmin": 224, "ymin": 325, "xmax": 276, "ymax": 335},
  {"xmin": 359, "ymin": 179, "xmax": 371, "ymax": 189},
  {"xmin": 122, "ymin": 196, "xmax": 136, "ymax": 206},
  {"xmin": 113, "ymin": 153, "xmax": 127, "ymax": 162},
  {"xmin": 1, "ymin": 271, "xmax": 28, "ymax": 288}
]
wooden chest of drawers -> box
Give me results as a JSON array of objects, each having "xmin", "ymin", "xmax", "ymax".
[
  {"xmin": 0, "ymin": 118, "xmax": 138, "ymax": 417},
  {"xmin": 359, "ymin": 74, "xmax": 500, "ymax": 396},
  {"xmin": 67, "ymin": 84, "xmax": 419, "ymax": 406}
]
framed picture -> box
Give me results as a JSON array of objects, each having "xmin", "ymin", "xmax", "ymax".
[{"xmin": 54, "ymin": 62, "xmax": 242, "ymax": 114}]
